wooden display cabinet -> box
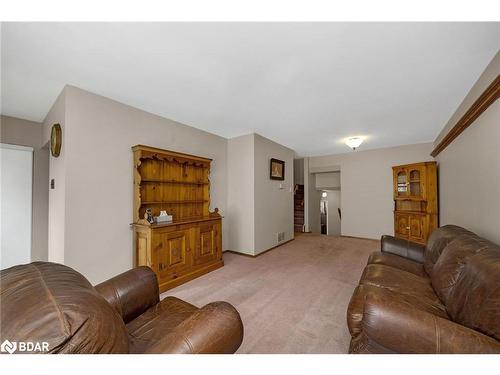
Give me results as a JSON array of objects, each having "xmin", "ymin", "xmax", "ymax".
[
  {"xmin": 131, "ymin": 145, "xmax": 223, "ymax": 293},
  {"xmin": 392, "ymin": 162, "xmax": 438, "ymax": 244}
]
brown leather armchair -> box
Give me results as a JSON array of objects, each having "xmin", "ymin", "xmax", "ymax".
[
  {"xmin": 347, "ymin": 225, "xmax": 500, "ymax": 353},
  {"xmin": 0, "ymin": 262, "xmax": 243, "ymax": 354}
]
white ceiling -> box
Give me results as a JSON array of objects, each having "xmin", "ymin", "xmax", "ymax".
[{"xmin": 1, "ymin": 22, "xmax": 499, "ymax": 156}]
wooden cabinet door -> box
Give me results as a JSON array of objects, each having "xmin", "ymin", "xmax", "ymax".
[
  {"xmin": 409, "ymin": 215, "xmax": 426, "ymax": 243},
  {"xmin": 153, "ymin": 229, "xmax": 192, "ymax": 279},
  {"xmin": 407, "ymin": 165, "xmax": 426, "ymax": 199},
  {"xmin": 395, "ymin": 213, "xmax": 410, "ymax": 239},
  {"xmin": 193, "ymin": 221, "xmax": 221, "ymax": 266}
]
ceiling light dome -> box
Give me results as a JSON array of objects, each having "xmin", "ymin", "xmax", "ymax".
[{"xmin": 345, "ymin": 137, "xmax": 363, "ymax": 150}]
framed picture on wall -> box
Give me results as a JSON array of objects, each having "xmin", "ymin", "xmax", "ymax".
[{"xmin": 270, "ymin": 158, "xmax": 285, "ymax": 180}]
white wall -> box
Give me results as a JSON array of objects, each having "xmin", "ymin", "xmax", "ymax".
[
  {"xmin": 0, "ymin": 144, "xmax": 33, "ymax": 269},
  {"xmin": 43, "ymin": 90, "xmax": 67, "ymax": 264},
  {"xmin": 293, "ymin": 158, "xmax": 304, "ymax": 185},
  {"xmin": 44, "ymin": 86, "xmax": 228, "ymax": 284},
  {"xmin": 227, "ymin": 133, "xmax": 294, "ymax": 255},
  {"xmin": 435, "ymin": 52, "xmax": 500, "ymax": 244},
  {"xmin": 227, "ymin": 134, "xmax": 255, "ymax": 255},
  {"xmin": 308, "ymin": 143, "xmax": 434, "ymax": 239},
  {"xmin": 253, "ymin": 134, "xmax": 294, "ymax": 254}
]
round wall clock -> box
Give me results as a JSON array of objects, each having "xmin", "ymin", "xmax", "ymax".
[{"xmin": 50, "ymin": 123, "xmax": 62, "ymax": 157}]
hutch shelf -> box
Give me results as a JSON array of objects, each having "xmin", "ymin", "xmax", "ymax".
[
  {"xmin": 131, "ymin": 145, "xmax": 223, "ymax": 293},
  {"xmin": 392, "ymin": 161, "xmax": 438, "ymax": 245}
]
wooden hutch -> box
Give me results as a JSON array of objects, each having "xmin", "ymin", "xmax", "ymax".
[
  {"xmin": 131, "ymin": 145, "xmax": 223, "ymax": 292},
  {"xmin": 392, "ymin": 162, "xmax": 438, "ymax": 244}
]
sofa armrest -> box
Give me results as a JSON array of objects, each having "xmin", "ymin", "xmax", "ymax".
[
  {"xmin": 380, "ymin": 235, "xmax": 425, "ymax": 263},
  {"xmin": 95, "ymin": 266, "xmax": 159, "ymax": 323},
  {"xmin": 360, "ymin": 293, "xmax": 500, "ymax": 353},
  {"xmin": 144, "ymin": 301, "xmax": 244, "ymax": 354}
]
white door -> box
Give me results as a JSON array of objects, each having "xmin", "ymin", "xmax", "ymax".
[{"xmin": 1, "ymin": 143, "xmax": 33, "ymax": 269}]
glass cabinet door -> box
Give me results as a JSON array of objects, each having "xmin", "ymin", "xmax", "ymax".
[
  {"xmin": 408, "ymin": 167, "xmax": 425, "ymax": 198},
  {"xmin": 396, "ymin": 169, "xmax": 408, "ymax": 197}
]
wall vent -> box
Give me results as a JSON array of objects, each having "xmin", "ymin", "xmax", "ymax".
[{"xmin": 277, "ymin": 232, "xmax": 285, "ymax": 243}]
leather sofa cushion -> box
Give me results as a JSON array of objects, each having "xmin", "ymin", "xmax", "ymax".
[
  {"xmin": 350, "ymin": 291, "xmax": 500, "ymax": 354},
  {"xmin": 359, "ymin": 264, "xmax": 438, "ymax": 303},
  {"xmin": 367, "ymin": 252, "xmax": 426, "ymax": 277},
  {"xmin": 446, "ymin": 247, "xmax": 500, "ymax": 340},
  {"xmin": 347, "ymin": 283, "xmax": 448, "ymax": 337},
  {"xmin": 0, "ymin": 262, "xmax": 129, "ymax": 353},
  {"xmin": 126, "ymin": 296, "xmax": 198, "ymax": 353},
  {"xmin": 424, "ymin": 225, "xmax": 475, "ymax": 275},
  {"xmin": 347, "ymin": 264, "xmax": 447, "ymax": 336},
  {"xmin": 431, "ymin": 234, "xmax": 492, "ymax": 305}
]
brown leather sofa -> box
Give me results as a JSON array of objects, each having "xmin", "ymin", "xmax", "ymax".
[
  {"xmin": 347, "ymin": 225, "xmax": 500, "ymax": 353},
  {"xmin": 0, "ymin": 262, "xmax": 243, "ymax": 354}
]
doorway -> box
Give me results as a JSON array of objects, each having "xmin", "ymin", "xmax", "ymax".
[
  {"xmin": 1, "ymin": 143, "xmax": 33, "ymax": 269},
  {"xmin": 319, "ymin": 189, "xmax": 341, "ymax": 236},
  {"xmin": 294, "ymin": 184, "xmax": 305, "ymax": 233},
  {"xmin": 320, "ymin": 192, "xmax": 328, "ymax": 234}
]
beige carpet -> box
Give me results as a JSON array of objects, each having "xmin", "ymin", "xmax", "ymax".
[{"xmin": 162, "ymin": 234, "xmax": 378, "ymax": 353}]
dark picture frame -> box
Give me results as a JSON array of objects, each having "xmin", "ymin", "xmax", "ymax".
[{"xmin": 270, "ymin": 158, "xmax": 285, "ymax": 180}]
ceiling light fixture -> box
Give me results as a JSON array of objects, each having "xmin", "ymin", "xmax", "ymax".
[{"xmin": 345, "ymin": 137, "xmax": 363, "ymax": 150}]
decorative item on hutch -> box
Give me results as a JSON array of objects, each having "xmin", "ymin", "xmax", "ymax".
[
  {"xmin": 131, "ymin": 145, "xmax": 223, "ymax": 292},
  {"xmin": 392, "ymin": 162, "xmax": 438, "ymax": 245}
]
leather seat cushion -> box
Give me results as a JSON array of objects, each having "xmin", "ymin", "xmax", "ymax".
[
  {"xmin": 359, "ymin": 264, "xmax": 438, "ymax": 302},
  {"xmin": 126, "ymin": 296, "xmax": 199, "ymax": 353},
  {"xmin": 347, "ymin": 265, "xmax": 448, "ymax": 337},
  {"xmin": 367, "ymin": 252, "xmax": 427, "ymax": 277}
]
